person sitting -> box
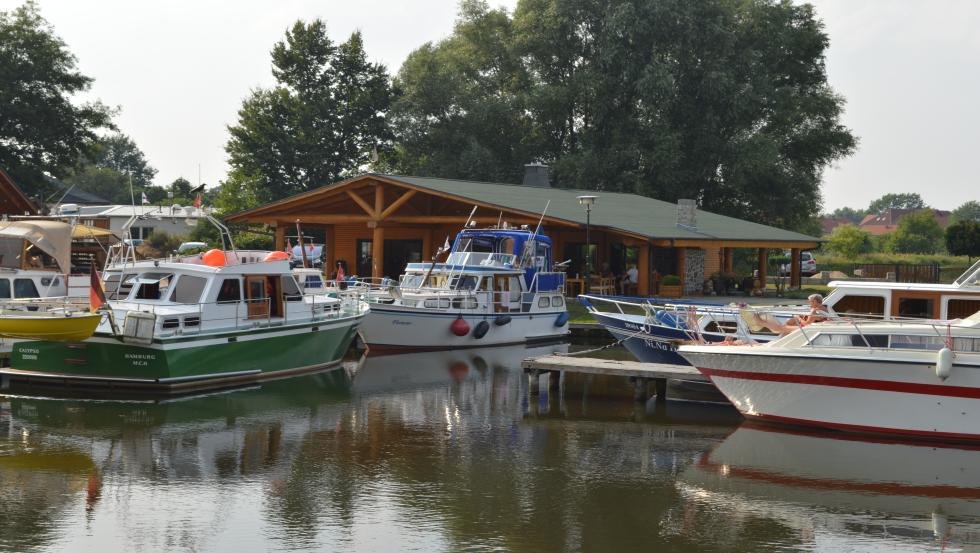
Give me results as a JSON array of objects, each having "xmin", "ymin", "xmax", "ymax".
[
  {"xmin": 747, "ymin": 294, "xmax": 829, "ymax": 335},
  {"xmin": 620, "ymin": 264, "xmax": 639, "ymax": 295}
]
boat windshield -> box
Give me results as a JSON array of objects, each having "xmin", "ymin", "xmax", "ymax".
[
  {"xmin": 125, "ymin": 272, "xmax": 175, "ymax": 301},
  {"xmin": 954, "ymin": 259, "xmax": 980, "ymax": 286},
  {"xmin": 444, "ymin": 252, "xmax": 516, "ymax": 268}
]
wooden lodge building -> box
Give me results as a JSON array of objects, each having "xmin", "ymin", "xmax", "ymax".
[{"xmin": 227, "ymin": 168, "xmax": 821, "ymax": 296}]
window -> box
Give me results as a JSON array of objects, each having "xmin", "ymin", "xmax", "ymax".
[
  {"xmin": 890, "ymin": 335, "xmax": 946, "ymax": 351},
  {"xmin": 897, "ymin": 297, "xmax": 934, "ymax": 319},
  {"xmin": 947, "ymin": 299, "xmax": 980, "ymax": 319},
  {"xmin": 129, "ymin": 273, "xmax": 173, "ymax": 301},
  {"xmin": 552, "ymin": 296, "xmax": 564, "ymax": 307},
  {"xmin": 832, "ymin": 295, "xmax": 885, "ymax": 317},
  {"xmin": 282, "ymin": 276, "xmax": 303, "ymax": 301},
  {"xmin": 303, "ymin": 275, "xmax": 323, "ymax": 289},
  {"xmin": 538, "ymin": 296, "xmax": 551, "ymax": 308},
  {"xmin": 216, "ymin": 278, "xmax": 241, "ymax": 303},
  {"xmin": 0, "ymin": 279, "xmax": 9, "ymax": 299},
  {"xmin": 14, "ymin": 278, "xmax": 39, "ymax": 298},
  {"xmin": 169, "ymin": 275, "xmax": 207, "ymax": 304},
  {"xmin": 451, "ymin": 275, "xmax": 477, "ymax": 291},
  {"xmin": 810, "ymin": 333, "xmax": 887, "ymax": 347}
]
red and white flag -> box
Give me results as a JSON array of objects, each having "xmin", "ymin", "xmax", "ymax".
[{"xmin": 89, "ymin": 265, "xmax": 107, "ymax": 312}]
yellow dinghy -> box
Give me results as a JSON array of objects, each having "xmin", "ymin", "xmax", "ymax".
[{"xmin": 0, "ymin": 310, "xmax": 103, "ymax": 341}]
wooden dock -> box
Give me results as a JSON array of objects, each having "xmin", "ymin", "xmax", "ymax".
[{"xmin": 521, "ymin": 355, "xmax": 707, "ymax": 402}]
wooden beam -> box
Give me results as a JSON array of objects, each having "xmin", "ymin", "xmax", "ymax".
[
  {"xmin": 274, "ymin": 215, "xmax": 372, "ymax": 225},
  {"xmin": 374, "ymin": 184, "xmax": 384, "ymax": 218},
  {"xmin": 379, "ymin": 190, "xmax": 417, "ymax": 220},
  {"xmin": 790, "ymin": 248, "xmax": 802, "ymax": 289},
  {"xmin": 670, "ymin": 239, "xmax": 820, "ymax": 249},
  {"xmin": 346, "ymin": 190, "xmax": 376, "ymax": 218},
  {"xmin": 372, "ymin": 226, "xmax": 384, "ymax": 278},
  {"xmin": 758, "ymin": 248, "xmax": 769, "ymax": 290}
]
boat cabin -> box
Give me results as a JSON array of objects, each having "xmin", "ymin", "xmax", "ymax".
[{"xmin": 825, "ymin": 260, "xmax": 980, "ymax": 320}]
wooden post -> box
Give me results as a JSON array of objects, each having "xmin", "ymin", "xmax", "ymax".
[
  {"xmin": 372, "ymin": 224, "xmax": 384, "ymax": 279},
  {"xmin": 528, "ymin": 370, "xmax": 540, "ymax": 396},
  {"xmin": 633, "ymin": 377, "xmax": 649, "ymax": 402},
  {"xmin": 655, "ymin": 378, "xmax": 667, "ymax": 399},
  {"xmin": 274, "ymin": 225, "xmax": 286, "ymax": 251},
  {"xmin": 758, "ymin": 248, "xmax": 768, "ymax": 294},
  {"xmin": 325, "ymin": 224, "xmax": 336, "ymax": 277},
  {"xmin": 723, "ymin": 247, "xmax": 734, "ymax": 273},
  {"xmin": 790, "ymin": 248, "xmax": 802, "ymax": 289},
  {"xmin": 548, "ymin": 370, "xmax": 561, "ymax": 393},
  {"xmin": 422, "ymin": 227, "xmax": 433, "ymax": 261},
  {"xmin": 677, "ymin": 247, "xmax": 687, "ymax": 285},
  {"xmin": 638, "ymin": 243, "xmax": 650, "ymax": 296}
]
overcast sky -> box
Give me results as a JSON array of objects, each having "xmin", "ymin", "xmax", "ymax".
[{"xmin": 5, "ymin": 0, "xmax": 978, "ymax": 212}]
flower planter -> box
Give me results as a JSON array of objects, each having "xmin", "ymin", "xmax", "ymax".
[{"xmin": 659, "ymin": 284, "xmax": 683, "ymax": 298}]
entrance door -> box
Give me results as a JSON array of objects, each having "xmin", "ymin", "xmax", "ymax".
[
  {"xmin": 383, "ymin": 239, "xmax": 423, "ymax": 279},
  {"xmin": 245, "ymin": 276, "xmax": 269, "ymax": 319},
  {"xmin": 356, "ymin": 239, "xmax": 372, "ymax": 277}
]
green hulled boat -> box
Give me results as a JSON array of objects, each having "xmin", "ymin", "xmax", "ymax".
[{"xmin": 2, "ymin": 253, "xmax": 368, "ymax": 393}]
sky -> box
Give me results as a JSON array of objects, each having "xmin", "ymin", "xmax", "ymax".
[{"xmin": 4, "ymin": 0, "xmax": 979, "ymax": 212}]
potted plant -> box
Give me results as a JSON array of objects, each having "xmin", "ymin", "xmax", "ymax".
[{"xmin": 659, "ymin": 274, "xmax": 683, "ymax": 297}]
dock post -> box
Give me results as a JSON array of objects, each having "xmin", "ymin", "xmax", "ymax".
[
  {"xmin": 655, "ymin": 378, "xmax": 667, "ymax": 399},
  {"xmin": 527, "ymin": 370, "xmax": 540, "ymax": 396},
  {"xmin": 632, "ymin": 377, "xmax": 649, "ymax": 402},
  {"xmin": 548, "ymin": 371, "xmax": 561, "ymax": 393}
]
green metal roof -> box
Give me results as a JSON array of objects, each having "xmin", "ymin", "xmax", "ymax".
[{"xmin": 377, "ymin": 174, "xmax": 820, "ymax": 243}]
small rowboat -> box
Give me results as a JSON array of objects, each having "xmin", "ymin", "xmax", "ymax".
[{"xmin": 0, "ymin": 310, "xmax": 103, "ymax": 341}]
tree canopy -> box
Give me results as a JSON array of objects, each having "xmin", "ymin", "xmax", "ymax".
[
  {"xmin": 951, "ymin": 200, "xmax": 980, "ymax": 224},
  {"xmin": 389, "ymin": 0, "xmax": 856, "ymax": 232},
  {"xmin": 888, "ymin": 209, "xmax": 943, "ymax": 254},
  {"xmin": 867, "ymin": 193, "xmax": 926, "ymax": 214},
  {"xmin": 225, "ymin": 21, "xmax": 394, "ymax": 208},
  {"xmin": 62, "ymin": 133, "xmax": 157, "ymax": 204},
  {"xmin": 945, "ymin": 220, "xmax": 980, "ymax": 259},
  {"xmin": 824, "ymin": 224, "xmax": 872, "ymax": 258},
  {"xmin": 0, "ymin": 2, "xmax": 114, "ymax": 197}
]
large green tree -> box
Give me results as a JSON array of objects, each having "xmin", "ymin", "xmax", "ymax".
[
  {"xmin": 390, "ymin": 0, "xmax": 856, "ymax": 232},
  {"xmin": 62, "ymin": 133, "xmax": 157, "ymax": 203},
  {"xmin": 867, "ymin": 192, "xmax": 926, "ymax": 214},
  {"xmin": 226, "ymin": 22, "xmax": 394, "ymax": 206},
  {"xmin": 945, "ymin": 220, "xmax": 980, "ymax": 259},
  {"xmin": 888, "ymin": 209, "xmax": 943, "ymax": 254},
  {"xmin": 826, "ymin": 206, "xmax": 866, "ymax": 225},
  {"xmin": 0, "ymin": 2, "xmax": 114, "ymax": 196},
  {"xmin": 950, "ymin": 200, "xmax": 980, "ymax": 224},
  {"xmin": 824, "ymin": 224, "xmax": 872, "ymax": 258}
]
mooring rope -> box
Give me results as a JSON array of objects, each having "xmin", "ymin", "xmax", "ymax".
[{"xmin": 556, "ymin": 323, "xmax": 663, "ymax": 357}]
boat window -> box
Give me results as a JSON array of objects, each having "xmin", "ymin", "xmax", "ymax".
[
  {"xmin": 282, "ymin": 276, "xmax": 303, "ymax": 301},
  {"xmin": 0, "ymin": 279, "xmax": 9, "ymax": 299},
  {"xmin": 832, "ymin": 295, "xmax": 885, "ymax": 317},
  {"xmin": 130, "ymin": 273, "xmax": 174, "ymax": 301},
  {"xmin": 810, "ymin": 333, "xmax": 888, "ymax": 347},
  {"xmin": 169, "ymin": 275, "xmax": 207, "ymax": 304},
  {"xmin": 552, "ymin": 296, "xmax": 564, "ymax": 307},
  {"xmin": 13, "ymin": 278, "xmax": 39, "ymax": 298},
  {"xmin": 538, "ymin": 296, "xmax": 551, "ymax": 308},
  {"xmin": 216, "ymin": 278, "xmax": 241, "ymax": 303},
  {"xmin": 897, "ymin": 297, "xmax": 933, "ymax": 319},
  {"xmin": 451, "ymin": 275, "xmax": 478, "ymax": 291},
  {"xmin": 451, "ymin": 297, "xmax": 478, "ymax": 309},
  {"xmin": 948, "ymin": 299, "xmax": 980, "ymax": 319},
  {"xmin": 424, "ymin": 298, "xmax": 451, "ymax": 309},
  {"xmin": 302, "ymin": 275, "xmax": 323, "ymax": 289},
  {"xmin": 40, "ymin": 276, "xmax": 60, "ymax": 287},
  {"xmin": 890, "ymin": 335, "xmax": 945, "ymax": 350}
]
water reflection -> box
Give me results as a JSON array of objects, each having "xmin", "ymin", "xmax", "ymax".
[
  {"xmin": 679, "ymin": 424, "xmax": 980, "ymax": 551},
  {"xmin": 6, "ymin": 343, "xmax": 980, "ymax": 552}
]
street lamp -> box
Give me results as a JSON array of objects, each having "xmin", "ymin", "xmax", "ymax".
[{"xmin": 577, "ymin": 195, "xmax": 597, "ymax": 293}]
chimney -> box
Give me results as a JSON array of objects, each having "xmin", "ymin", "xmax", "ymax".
[
  {"xmin": 676, "ymin": 199, "xmax": 697, "ymax": 230},
  {"xmin": 522, "ymin": 162, "xmax": 551, "ymax": 188}
]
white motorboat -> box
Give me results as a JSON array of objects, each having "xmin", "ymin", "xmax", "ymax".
[
  {"xmin": 584, "ymin": 258, "xmax": 980, "ymax": 365},
  {"xmin": 677, "ymin": 312, "xmax": 980, "ymax": 440},
  {"xmin": 357, "ymin": 226, "xmax": 569, "ymax": 350}
]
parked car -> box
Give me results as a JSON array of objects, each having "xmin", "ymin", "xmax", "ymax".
[{"xmin": 779, "ymin": 251, "xmax": 817, "ymax": 276}]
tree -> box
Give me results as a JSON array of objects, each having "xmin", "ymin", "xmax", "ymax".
[
  {"xmin": 888, "ymin": 209, "xmax": 943, "ymax": 254},
  {"xmin": 390, "ymin": 0, "xmax": 856, "ymax": 233},
  {"xmin": 950, "ymin": 200, "xmax": 980, "ymax": 224},
  {"xmin": 226, "ymin": 22, "xmax": 394, "ymax": 204},
  {"xmin": 945, "ymin": 220, "xmax": 980, "ymax": 259},
  {"xmin": 824, "ymin": 224, "xmax": 872, "ymax": 258},
  {"xmin": 826, "ymin": 206, "xmax": 866, "ymax": 225},
  {"xmin": 867, "ymin": 193, "xmax": 926, "ymax": 214},
  {"xmin": 63, "ymin": 133, "xmax": 157, "ymax": 203},
  {"xmin": 0, "ymin": 2, "xmax": 114, "ymax": 196}
]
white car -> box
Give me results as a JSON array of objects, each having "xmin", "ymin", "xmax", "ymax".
[{"xmin": 780, "ymin": 251, "xmax": 817, "ymax": 276}]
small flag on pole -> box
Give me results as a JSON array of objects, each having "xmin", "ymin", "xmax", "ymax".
[
  {"xmin": 335, "ymin": 263, "xmax": 345, "ymax": 284},
  {"xmin": 193, "ymin": 193, "xmax": 202, "ymax": 209},
  {"xmin": 141, "ymin": 191, "xmax": 150, "ymax": 205},
  {"xmin": 89, "ymin": 265, "xmax": 107, "ymax": 312}
]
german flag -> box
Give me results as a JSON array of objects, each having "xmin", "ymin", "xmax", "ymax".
[{"xmin": 90, "ymin": 265, "xmax": 107, "ymax": 312}]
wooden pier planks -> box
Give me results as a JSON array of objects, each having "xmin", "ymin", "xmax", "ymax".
[{"xmin": 521, "ymin": 355, "xmax": 707, "ymax": 381}]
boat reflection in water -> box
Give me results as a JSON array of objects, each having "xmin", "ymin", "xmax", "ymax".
[{"xmin": 679, "ymin": 424, "xmax": 980, "ymax": 550}]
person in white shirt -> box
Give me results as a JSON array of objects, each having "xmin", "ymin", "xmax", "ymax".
[{"xmin": 621, "ymin": 264, "xmax": 639, "ymax": 295}]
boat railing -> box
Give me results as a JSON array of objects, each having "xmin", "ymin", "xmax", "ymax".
[
  {"xmin": 363, "ymin": 285, "xmax": 565, "ymax": 314},
  {"xmin": 795, "ymin": 315, "xmax": 980, "ymax": 352}
]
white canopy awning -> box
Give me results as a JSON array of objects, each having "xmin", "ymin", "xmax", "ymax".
[{"xmin": 0, "ymin": 220, "xmax": 72, "ymax": 273}]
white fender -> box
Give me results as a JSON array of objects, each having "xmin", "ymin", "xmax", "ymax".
[{"xmin": 936, "ymin": 347, "xmax": 953, "ymax": 380}]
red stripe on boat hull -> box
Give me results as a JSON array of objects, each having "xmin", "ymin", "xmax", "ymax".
[
  {"xmin": 746, "ymin": 412, "xmax": 980, "ymax": 442},
  {"xmin": 699, "ymin": 367, "xmax": 980, "ymax": 399}
]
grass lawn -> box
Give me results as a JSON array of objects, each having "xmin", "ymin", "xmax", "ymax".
[{"xmin": 567, "ymin": 298, "xmax": 597, "ymax": 323}]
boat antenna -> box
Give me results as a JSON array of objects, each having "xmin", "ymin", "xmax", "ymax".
[
  {"xmin": 295, "ymin": 219, "xmax": 309, "ymax": 269},
  {"xmin": 496, "ymin": 211, "xmax": 503, "ymax": 228},
  {"xmin": 532, "ymin": 200, "xmax": 550, "ymax": 240},
  {"xmin": 520, "ymin": 200, "xmax": 550, "ymax": 268}
]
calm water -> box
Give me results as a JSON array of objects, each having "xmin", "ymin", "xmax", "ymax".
[{"xmin": 2, "ymin": 343, "xmax": 980, "ymax": 552}]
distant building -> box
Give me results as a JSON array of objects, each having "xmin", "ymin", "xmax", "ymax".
[
  {"xmin": 69, "ymin": 204, "xmax": 211, "ymax": 240},
  {"xmin": 820, "ymin": 217, "xmax": 853, "ymax": 235},
  {"xmin": 858, "ymin": 208, "xmax": 951, "ymax": 236},
  {"xmin": 0, "ymin": 169, "xmax": 38, "ymax": 215}
]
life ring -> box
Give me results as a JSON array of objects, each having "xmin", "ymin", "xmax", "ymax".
[{"xmin": 473, "ymin": 320, "xmax": 490, "ymax": 339}]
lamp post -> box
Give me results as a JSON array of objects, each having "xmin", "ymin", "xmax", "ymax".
[{"xmin": 577, "ymin": 195, "xmax": 597, "ymax": 293}]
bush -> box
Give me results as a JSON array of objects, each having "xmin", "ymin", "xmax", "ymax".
[
  {"xmin": 662, "ymin": 274, "xmax": 681, "ymax": 285},
  {"xmin": 888, "ymin": 209, "xmax": 944, "ymax": 254},
  {"xmin": 145, "ymin": 230, "xmax": 182, "ymax": 253},
  {"xmin": 945, "ymin": 220, "xmax": 980, "ymax": 258},
  {"xmin": 824, "ymin": 225, "xmax": 873, "ymax": 258}
]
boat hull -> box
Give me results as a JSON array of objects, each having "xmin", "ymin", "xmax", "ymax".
[
  {"xmin": 2, "ymin": 315, "xmax": 363, "ymax": 392},
  {"xmin": 0, "ymin": 312, "xmax": 103, "ymax": 341},
  {"xmin": 359, "ymin": 306, "xmax": 569, "ymax": 350},
  {"xmin": 591, "ymin": 311, "xmax": 692, "ymax": 364},
  {"xmin": 680, "ymin": 347, "xmax": 980, "ymax": 440}
]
